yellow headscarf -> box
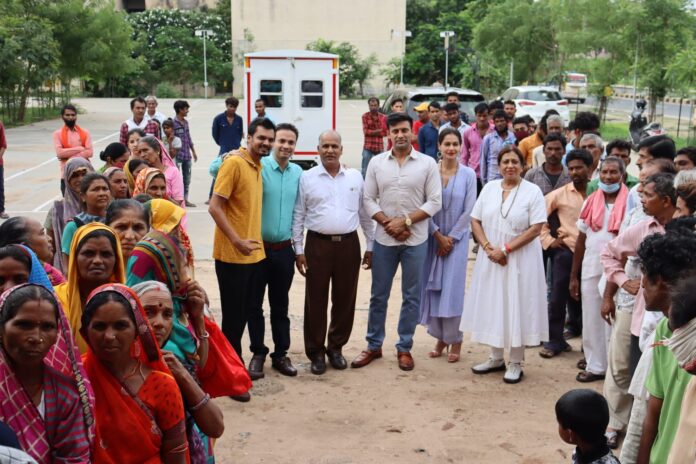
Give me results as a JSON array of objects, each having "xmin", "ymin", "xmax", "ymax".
[
  {"xmin": 54, "ymin": 223, "xmax": 126, "ymax": 353},
  {"xmin": 149, "ymin": 198, "xmax": 185, "ymax": 233}
]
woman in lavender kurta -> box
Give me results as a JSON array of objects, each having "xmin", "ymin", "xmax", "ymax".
[{"xmin": 419, "ymin": 128, "xmax": 477, "ymax": 363}]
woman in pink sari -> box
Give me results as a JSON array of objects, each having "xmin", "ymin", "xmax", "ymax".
[{"xmin": 0, "ymin": 280, "xmax": 94, "ymax": 464}]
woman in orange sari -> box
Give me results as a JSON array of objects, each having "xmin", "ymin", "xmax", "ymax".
[{"xmin": 81, "ymin": 283, "xmax": 188, "ymax": 464}]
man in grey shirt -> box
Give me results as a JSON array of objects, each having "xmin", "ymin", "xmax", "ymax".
[{"xmin": 351, "ymin": 112, "xmax": 442, "ymax": 372}]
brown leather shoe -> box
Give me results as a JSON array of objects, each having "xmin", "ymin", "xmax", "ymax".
[
  {"xmin": 350, "ymin": 348, "xmax": 382, "ymax": 368},
  {"xmin": 397, "ymin": 351, "xmax": 414, "ymax": 371}
]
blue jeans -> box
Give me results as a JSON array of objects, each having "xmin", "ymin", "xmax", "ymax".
[
  {"xmin": 177, "ymin": 158, "xmax": 192, "ymax": 198},
  {"xmin": 361, "ymin": 149, "xmax": 379, "ymax": 178},
  {"xmin": 366, "ymin": 241, "xmax": 427, "ymax": 352}
]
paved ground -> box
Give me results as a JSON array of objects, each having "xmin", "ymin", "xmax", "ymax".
[{"xmin": 2, "ymin": 99, "xmax": 605, "ymax": 463}]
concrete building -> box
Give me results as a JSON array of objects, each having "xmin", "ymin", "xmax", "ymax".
[{"xmin": 231, "ymin": 0, "xmax": 406, "ymax": 96}]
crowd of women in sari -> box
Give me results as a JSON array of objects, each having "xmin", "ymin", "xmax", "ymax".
[{"xmin": 0, "ymin": 136, "xmax": 250, "ymax": 462}]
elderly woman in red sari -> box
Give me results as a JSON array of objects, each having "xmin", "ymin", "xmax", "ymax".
[
  {"xmin": 81, "ymin": 283, "xmax": 188, "ymax": 463},
  {"xmin": 0, "ymin": 278, "xmax": 94, "ymax": 462}
]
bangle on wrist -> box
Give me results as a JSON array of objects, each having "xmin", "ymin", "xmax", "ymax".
[{"xmin": 190, "ymin": 393, "xmax": 211, "ymax": 412}]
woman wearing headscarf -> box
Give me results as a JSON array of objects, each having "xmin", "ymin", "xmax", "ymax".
[
  {"xmin": 0, "ymin": 249, "xmax": 94, "ymax": 463},
  {"xmin": 81, "ymin": 283, "xmax": 188, "ymax": 464},
  {"xmin": 54, "ymin": 224, "xmax": 126, "ymax": 353},
  {"xmin": 124, "ymin": 158, "xmax": 147, "ymax": 193},
  {"xmin": 0, "ymin": 217, "xmax": 66, "ymax": 286},
  {"xmin": 133, "ymin": 168, "xmax": 169, "ymax": 200},
  {"xmin": 136, "ymin": 136, "xmax": 185, "ymax": 207},
  {"xmin": 126, "ymin": 231, "xmax": 251, "ymax": 400},
  {"xmin": 45, "ymin": 157, "xmax": 94, "ymax": 272},
  {"xmin": 98, "ymin": 142, "xmax": 129, "ymax": 173},
  {"xmin": 133, "ymin": 281, "xmax": 224, "ymax": 464}
]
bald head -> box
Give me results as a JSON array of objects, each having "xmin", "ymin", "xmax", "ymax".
[{"xmin": 318, "ymin": 130, "xmax": 342, "ymax": 144}]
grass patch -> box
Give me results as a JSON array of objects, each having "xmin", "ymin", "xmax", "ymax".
[{"xmin": 599, "ymin": 122, "xmax": 694, "ymax": 147}]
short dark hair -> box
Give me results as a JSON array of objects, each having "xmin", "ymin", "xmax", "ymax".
[
  {"xmin": 670, "ymin": 273, "xmax": 696, "ymax": 329},
  {"xmin": 61, "ymin": 104, "xmax": 77, "ymax": 115},
  {"xmin": 438, "ymin": 127, "xmax": 462, "ymax": 145},
  {"xmin": 428, "ymin": 101, "xmax": 441, "ymax": 110},
  {"xmin": 248, "ymin": 117, "xmax": 276, "ymax": 136},
  {"xmin": 676, "ymin": 146, "xmax": 696, "ymax": 164},
  {"xmin": 543, "ymin": 133, "xmax": 567, "ymax": 148},
  {"xmin": 497, "ymin": 145, "xmax": 524, "ymax": 165},
  {"xmin": 555, "ymin": 389, "xmax": 609, "ymax": 444},
  {"xmin": 79, "ymin": 173, "xmax": 109, "ymax": 196},
  {"xmin": 275, "ymin": 122, "xmax": 299, "ymax": 140},
  {"xmin": 638, "ymin": 229, "xmax": 696, "ymax": 285},
  {"xmin": 492, "ymin": 109, "xmax": 507, "ymax": 121},
  {"xmin": 488, "ymin": 100, "xmax": 504, "ymax": 111},
  {"xmin": 645, "ymin": 173, "xmax": 677, "ymax": 206},
  {"xmin": 573, "ymin": 112, "xmax": 600, "ymax": 132},
  {"xmin": 512, "ymin": 117, "xmax": 529, "ymax": 127},
  {"xmin": 565, "ymin": 149, "xmax": 593, "ymax": 167},
  {"xmin": 474, "ymin": 102, "xmax": 489, "ymax": 115},
  {"xmin": 106, "ymin": 199, "xmax": 149, "ymax": 229},
  {"xmin": 645, "ymin": 157, "xmax": 677, "ymax": 174},
  {"xmin": 443, "ymin": 102, "xmax": 460, "ymax": 113},
  {"xmin": 606, "ymin": 139, "xmax": 632, "ymax": 156},
  {"xmin": 225, "ymin": 96, "xmax": 239, "ymax": 107},
  {"xmin": 503, "ymin": 100, "xmax": 515, "ymax": 107},
  {"xmin": 676, "ymin": 182, "xmax": 696, "ymax": 216},
  {"xmin": 386, "ymin": 111, "xmax": 412, "ymax": 129},
  {"xmin": 390, "ymin": 98, "xmax": 404, "ymax": 108},
  {"xmin": 0, "ymin": 284, "xmax": 58, "ymax": 327},
  {"xmin": 367, "ymin": 97, "xmax": 380, "ymax": 105},
  {"xmin": 173, "ymin": 100, "xmax": 189, "ymax": 114},
  {"xmin": 130, "ymin": 97, "xmax": 146, "ymax": 109},
  {"xmin": 445, "ymin": 91, "xmax": 459, "ymax": 100}
]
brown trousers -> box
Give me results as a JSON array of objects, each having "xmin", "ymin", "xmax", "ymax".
[{"xmin": 304, "ymin": 231, "xmax": 361, "ymax": 359}]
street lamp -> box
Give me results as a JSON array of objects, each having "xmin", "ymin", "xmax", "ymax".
[
  {"xmin": 195, "ymin": 29, "xmax": 214, "ymax": 98},
  {"xmin": 392, "ymin": 30, "xmax": 412, "ymax": 87},
  {"xmin": 440, "ymin": 31, "xmax": 455, "ymax": 89}
]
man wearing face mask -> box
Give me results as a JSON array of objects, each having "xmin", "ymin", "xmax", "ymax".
[
  {"xmin": 209, "ymin": 117, "xmax": 275, "ymax": 402},
  {"xmin": 53, "ymin": 104, "xmax": 93, "ymax": 195},
  {"xmin": 599, "ymin": 173, "xmax": 677, "ymax": 448}
]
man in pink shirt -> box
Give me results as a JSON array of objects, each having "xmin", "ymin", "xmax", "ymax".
[
  {"xmin": 599, "ymin": 172, "xmax": 677, "ymax": 442},
  {"xmin": 52, "ymin": 104, "xmax": 93, "ymax": 195},
  {"xmin": 461, "ymin": 102, "xmax": 493, "ymax": 194}
]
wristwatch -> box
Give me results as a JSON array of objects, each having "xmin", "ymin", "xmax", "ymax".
[{"xmin": 404, "ymin": 215, "xmax": 412, "ymax": 228}]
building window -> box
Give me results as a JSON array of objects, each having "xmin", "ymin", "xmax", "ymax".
[
  {"xmin": 260, "ymin": 80, "xmax": 283, "ymax": 107},
  {"xmin": 300, "ymin": 80, "xmax": 323, "ymax": 108}
]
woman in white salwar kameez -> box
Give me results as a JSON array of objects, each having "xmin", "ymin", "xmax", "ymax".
[{"xmin": 461, "ymin": 145, "xmax": 548, "ymax": 384}]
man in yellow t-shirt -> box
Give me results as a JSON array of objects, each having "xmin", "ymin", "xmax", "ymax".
[{"xmin": 209, "ymin": 117, "xmax": 275, "ymax": 397}]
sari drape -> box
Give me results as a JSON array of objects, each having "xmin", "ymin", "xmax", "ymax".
[{"xmin": 54, "ymin": 223, "xmax": 125, "ymax": 353}]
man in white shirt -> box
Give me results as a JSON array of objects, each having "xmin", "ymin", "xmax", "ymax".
[
  {"xmin": 351, "ymin": 112, "xmax": 442, "ymax": 372},
  {"xmin": 292, "ymin": 130, "xmax": 375, "ymax": 375}
]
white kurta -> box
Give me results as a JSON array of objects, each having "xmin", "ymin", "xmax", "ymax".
[{"xmin": 461, "ymin": 179, "xmax": 548, "ymax": 348}]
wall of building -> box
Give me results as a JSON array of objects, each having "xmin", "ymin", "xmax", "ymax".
[{"xmin": 231, "ymin": 0, "xmax": 406, "ymax": 96}]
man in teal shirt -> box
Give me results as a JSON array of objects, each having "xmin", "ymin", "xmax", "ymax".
[{"xmin": 247, "ymin": 123, "xmax": 303, "ymax": 379}]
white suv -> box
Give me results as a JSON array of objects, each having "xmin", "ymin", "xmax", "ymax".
[{"xmin": 500, "ymin": 86, "xmax": 570, "ymax": 126}]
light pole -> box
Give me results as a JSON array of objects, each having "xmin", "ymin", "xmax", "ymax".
[
  {"xmin": 440, "ymin": 31, "xmax": 455, "ymax": 89},
  {"xmin": 392, "ymin": 30, "xmax": 412, "ymax": 87},
  {"xmin": 195, "ymin": 29, "xmax": 214, "ymax": 98}
]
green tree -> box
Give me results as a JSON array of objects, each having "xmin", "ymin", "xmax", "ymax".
[{"xmin": 306, "ymin": 39, "xmax": 375, "ymax": 97}]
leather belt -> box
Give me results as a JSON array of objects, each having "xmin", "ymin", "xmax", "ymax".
[
  {"xmin": 308, "ymin": 230, "xmax": 356, "ymax": 242},
  {"xmin": 263, "ymin": 239, "xmax": 292, "ymax": 251}
]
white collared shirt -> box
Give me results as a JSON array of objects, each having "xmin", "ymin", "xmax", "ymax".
[
  {"xmin": 292, "ymin": 163, "xmax": 375, "ymax": 255},
  {"xmin": 363, "ymin": 149, "xmax": 442, "ymax": 246}
]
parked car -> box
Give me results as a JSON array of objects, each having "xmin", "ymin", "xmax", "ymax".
[
  {"xmin": 382, "ymin": 87, "xmax": 485, "ymax": 122},
  {"xmin": 500, "ymin": 86, "xmax": 570, "ymax": 126}
]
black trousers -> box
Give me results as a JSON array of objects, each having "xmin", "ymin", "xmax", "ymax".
[
  {"xmin": 215, "ymin": 260, "xmax": 263, "ymax": 362},
  {"xmin": 247, "ymin": 245, "xmax": 295, "ymax": 359},
  {"xmin": 544, "ymin": 246, "xmax": 581, "ymax": 351},
  {"xmin": 0, "ymin": 165, "xmax": 4, "ymax": 213}
]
